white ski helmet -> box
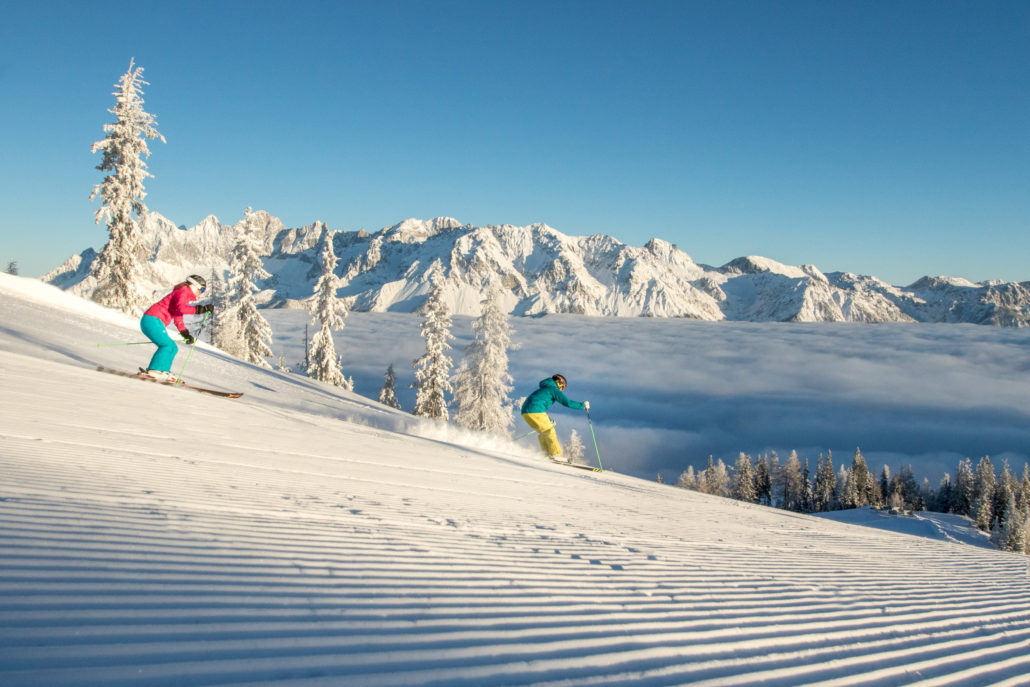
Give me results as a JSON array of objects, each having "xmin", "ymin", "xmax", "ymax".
[{"xmin": 186, "ymin": 274, "xmax": 206, "ymax": 293}]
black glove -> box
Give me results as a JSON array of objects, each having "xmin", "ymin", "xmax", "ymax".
[
  {"xmin": 180, "ymin": 329, "xmax": 195, "ymax": 344},
  {"xmin": 195, "ymin": 303, "xmax": 214, "ymax": 315}
]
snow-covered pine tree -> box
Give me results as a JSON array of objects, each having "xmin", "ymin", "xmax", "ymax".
[
  {"xmin": 676, "ymin": 466, "xmax": 699, "ymax": 490},
  {"xmin": 378, "ymin": 364, "xmax": 402, "ymax": 409},
  {"xmin": 838, "ymin": 463, "xmax": 857, "ymax": 509},
  {"xmin": 880, "ymin": 466, "xmax": 893, "ymax": 506},
  {"xmin": 754, "ymin": 455, "xmax": 773, "ymax": 506},
  {"xmin": 209, "ymin": 274, "xmax": 243, "ymax": 356},
  {"xmin": 307, "ymin": 232, "xmax": 350, "ymax": 388},
  {"xmin": 991, "ymin": 489, "xmax": 1028, "ymax": 554},
  {"xmin": 953, "ymin": 457, "xmax": 975, "ymax": 516},
  {"xmin": 895, "ymin": 465, "xmax": 923, "ymax": 511},
  {"xmin": 565, "ymin": 429, "xmax": 586, "ymax": 465},
  {"xmin": 935, "ymin": 473, "xmax": 954, "ymax": 513},
  {"xmin": 704, "ymin": 457, "xmax": 730, "ymax": 497},
  {"xmin": 801, "ymin": 458, "xmax": 815, "ymax": 513},
  {"xmin": 1021, "ymin": 463, "xmax": 1030, "ymax": 513},
  {"xmin": 767, "ymin": 452, "xmax": 782, "ymax": 507},
  {"xmin": 731, "ymin": 453, "xmax": 758, "ymax": 503},
  {"xmin": 972, "ymin": 456, "xmax": 996, "ymax": 531},
  {"xmin": 411, "ymin": 272, "xmax": 454, "ymax": 420},
  {"xmin": 1020, "ymin": 463, "xmax": 1030, "ymax": 554},
  {"xmin": 452, "ymin": 290, "xmax": 516, "ymax": 435},
  {"xmin": 302, "ymin": 324, "xmax": 310, "ymax": 372},
  {"xmin": 992, "ymin": 460, "xmax": 1016, "ymax": 532},
  {"xmin": 845, "ymin": 448, "xmax": 874, "ymax": 508},
  {"xmin": 813, "ymin": 452, "xmax": 837, "ymax": 512},
  {"xmin": 5, "ymin": 260, "xmax": 18, "ymax": 275},
  {"xmin": 780, "ymin": 450, "xmax": 805, "ymax": 512},
  {"xmin": 230, "ymin": 211, "xmax": 274, "ymax": 368},
  {"xmin": 89, "ymin": 59, "xmax": 165, "ymax": 315}
]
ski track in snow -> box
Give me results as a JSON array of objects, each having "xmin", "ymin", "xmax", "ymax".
[{"xmin": 2, "ymin": 275, "xmax": 1030, "ymax": 686}]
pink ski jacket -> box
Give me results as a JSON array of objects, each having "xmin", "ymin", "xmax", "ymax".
[{"xmin": 144, "ymin": 284, "xmax": 199, "ymax": 331}]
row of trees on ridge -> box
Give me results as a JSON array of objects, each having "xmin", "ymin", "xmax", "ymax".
[{"xmin": 673, "ymin": 449, "xmax": 1030, "ymax": 554}]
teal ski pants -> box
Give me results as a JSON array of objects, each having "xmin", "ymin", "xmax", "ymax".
[{"xmin": 140, "ymin": 315, "xmax": 178, "ymax": 372}]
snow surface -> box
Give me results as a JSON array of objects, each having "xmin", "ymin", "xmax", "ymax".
[{"xmin": 2, "ymin": 273, "xmax": 1030, "ymax": 686}]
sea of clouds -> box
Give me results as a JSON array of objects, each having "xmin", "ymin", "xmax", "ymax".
[{"xmin": 264, "ymin": 310, "xmax": 1030, "ymax": 485}]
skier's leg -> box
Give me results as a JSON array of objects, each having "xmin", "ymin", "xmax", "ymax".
[
  {"xmin": 541, "ymin": 418, "xmax": 563, "ymax": 457},
  {"xmin": 522, "ymin": 413, "xmax": 563, "ymax": 457},
  {"xmin": 140, "ymin": 315, "xmax": 178, "ymax": 372}
]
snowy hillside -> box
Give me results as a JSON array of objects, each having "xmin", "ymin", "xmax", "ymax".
[
  {"xmin": 3, "ymin": 275, "xmax": 1030, "ymax": 686},
  {"xmin": 45, "ymin": 211, "xmax": 1030, "ymax": 325}
]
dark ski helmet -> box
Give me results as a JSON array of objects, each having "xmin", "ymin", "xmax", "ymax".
[
  {"xmin": 552, "ymin": 374, "xmax": 567, "ymax": 390},
  {"xmin": 186, "ymin": 274, "xmax": 206, "ymax": 293}
]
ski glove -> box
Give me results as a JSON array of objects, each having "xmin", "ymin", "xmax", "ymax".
[
  {"xmin": 180, "ymin": 329, "xmax": 195, "ymax": 344},
  {"xmin": 194, "ymin": 303, "xmax": 214, "ymax": 314},
  {"xmin": 584, "ymin": 401, "xmax": 590, "ymax": 411}
]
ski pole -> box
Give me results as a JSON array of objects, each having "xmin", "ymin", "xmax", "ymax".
[
  {"xmin": 96, "ymin": 341, "xmax": 153, "ymax": 347},
  {"xmin": 172, "ymin": 313, "xmax": 209, "ymax": 385},
  {"xmin": 172, "ymin": 339, "xmax": 197, "ymax": 386},
  {"xmin": 586, "ymin": 408, "xmax": 605, "ymax": 472},
  {"xmin": 515, "ymin": 418, "xmax": 557, "ymax": 441}
]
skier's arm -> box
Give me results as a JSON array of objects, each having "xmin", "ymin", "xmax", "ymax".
[
  {"xmin": 555, "ymin": 390, "xmax": 586, "ymax": 411},
  {"xmin": 168, "ymin": 288, "xmax": 198, "ymax": 330}
]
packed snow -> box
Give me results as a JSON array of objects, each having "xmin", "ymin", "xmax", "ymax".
[{"xmin": 2, "ymin": 273, "xmax": 1029, "ymax": 686}]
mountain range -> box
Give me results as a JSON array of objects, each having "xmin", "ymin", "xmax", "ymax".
[{"xmin": 44, "ymin": 210, "xmax": 1030, "ymax": 325}]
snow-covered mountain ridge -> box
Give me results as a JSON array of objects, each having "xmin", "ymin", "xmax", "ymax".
[{"xmin": 45, "ymin": 211, "xmax": 1030, "ymax": 325}]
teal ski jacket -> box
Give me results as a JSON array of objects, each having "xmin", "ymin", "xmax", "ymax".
[{"xmin": 521, "ymin": 377, "xmax": 586, "ymax": 414}]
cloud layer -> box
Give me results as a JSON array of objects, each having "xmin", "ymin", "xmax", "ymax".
[{"xmin": 266, "ymin": 312, "xmax": 1030, "ymax": 483}]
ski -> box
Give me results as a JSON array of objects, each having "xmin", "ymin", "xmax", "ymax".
[
  {"xmin": 549, "ymin": 458, "xmax": 603, "ymax": 473},
  {"xmin": 97, "ymin": 367, "xmax": 243, "ymax": 398}
]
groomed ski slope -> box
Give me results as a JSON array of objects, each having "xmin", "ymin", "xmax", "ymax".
[{"xmin": 1, "ymin": 274, "xmax": 1029, "ymax": 687}]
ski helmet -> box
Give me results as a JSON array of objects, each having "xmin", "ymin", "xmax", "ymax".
[
  {"xmin": 186, "ymin": 274, "xmax": 206, "ymax": 293},
  {"xmin": 552, "ymin": 374, "xmax": 567, "ymax": 390}
]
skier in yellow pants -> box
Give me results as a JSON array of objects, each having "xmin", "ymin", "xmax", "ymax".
[{"xmin": 520, "ymin": 374, "xmax": 589, "ymax": 460}]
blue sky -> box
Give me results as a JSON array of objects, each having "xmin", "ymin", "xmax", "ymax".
[{"xmin": 2, "ymin": 0, "xmax": 1027, "ymax": 284}]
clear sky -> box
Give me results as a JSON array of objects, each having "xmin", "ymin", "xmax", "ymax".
[{"xmin": 2, "ymin": 0, "xmax": 1027, "ymax": 284}]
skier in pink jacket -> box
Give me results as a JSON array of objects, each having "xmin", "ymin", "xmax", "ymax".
[{"xmin": 140, "ymin": 275, "xmax": 213, "ymax": 381}]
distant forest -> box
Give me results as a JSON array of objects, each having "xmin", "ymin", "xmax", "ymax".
[{"xmin": 671, "ymin": 449, "xmax": 1030, "ymax": 554}]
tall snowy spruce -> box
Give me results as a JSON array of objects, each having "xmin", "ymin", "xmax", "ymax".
[
  {"xmin": 229, "ymin": 210, "xmax": 274, "ymax": 368},
  {"xmin": 411, "ymin": 272, "xmax": 454, "ymax": 420},
  {"xmin": 208, "ymin": 274, "xmax": 243, "ymax": 356},
  {"xmin": 813, "ymin": 452, "xmax": 837, "ymax": 512},
  {"xmin": 452, "ymin": 290, "xmax": 516, "ymax": 435},
  {"xmin": 89, "ymin": 59, "xmax": 165, "ymax": 314},
  {"xmin": 307, "ymin": 232, "xmax": 351, "ymax": 389},
  {"xmin": 731, "ymin": 453, "xmax": 758, "ymax": 503}
]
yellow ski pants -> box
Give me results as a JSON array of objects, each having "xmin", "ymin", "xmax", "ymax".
[{"xmin": 522, "ymin": 413, "xmax": 562, "ymax": 457}]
